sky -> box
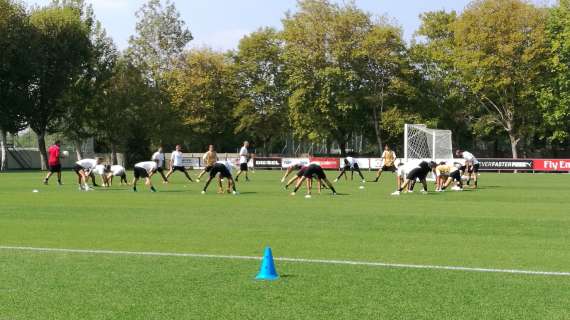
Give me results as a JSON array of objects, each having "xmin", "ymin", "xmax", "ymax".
[{"xmin": 25, "ymin": 0, "xmax": 551, "ymax": 51}]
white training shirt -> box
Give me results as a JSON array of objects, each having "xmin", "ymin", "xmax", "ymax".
[
  {"xmin": 239, "ymin": 146, "xmax": 248, "ymax": 164},
  {"xmin": 110, "ymin": 165, "xmax": 125, "ymax": 176},
  {"xmin": 217, "ymin": 160, "xmax": 234, "ymax": 173},
  {"xmin": 76, "ymin": 159, "xmax": 98, "ymax": 170},
  {"xmin": 397, "ymin": 161, "xmax": 420, "ymax": 177},
  {"xmin": 346, "ymin": 157, "xmax": 357, "ymax": 168},
  {"xmin": 92, "ymin": 164, "xmax": 106, "ymax": 175},
  {"xmin": 152, "ymin": 152, "xmax": 165, "ymax": 167},
  {"xmin": 462, "ymin": 151, "xmax": 479, "ymax": 165},
  {"xmin": 170, "ymin": 150, "xmax": 184, "ymax": 167},
  {"xmin": 135, "ymin": 161, "xmax": 157, "ymax": 172}
]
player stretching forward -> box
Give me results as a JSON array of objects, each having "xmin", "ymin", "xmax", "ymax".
[
  {"xmin": 106, "ymin": 165, "xmax": 128, "ymax": 186},
  {"xmin": 395, "ymin": 161, "xmax": 418, "ymax": 193},
  {"xmin": 280, "ymin": 160, "xmax": 305, "ymax": 183},
  {"xmin": 435, "ymin": 163, "xmax": 463, "ymax": 191},
  {"xmin": 73, "ymin": 158, "xmax": 103, "ymax": 191},
  {"xmin": 43, "ymin": 140, "xmax": 63, "ymax": 185},
  {"xmin": 372, "ymin": 145, "xmax": 397, "ymax": 182},
  {"xmin": 201, "ymin": 160, "xmax": 238, "ymax": 195},
  {"xmin": 291, "ymin": 163, "xmax": 337, "ymax": 196},
  {"xmin": 391, "ymin": 161, "xmax": 436, "ymax": 196},
  {"xmin": 334, "ymin": 156, "xmax": 365, "ymax": 183},
  {"xmin": 197, "ymin": 145, "xmax": 218, "ymax": 182},
  {"xmin": 456, "ymin": 150, "xmax": 480, "ymax": 188},
  {"xmin": 166, "ymin": 145, "xmax": 194, "ymax": 182},
  {"xmin": 235, "ymin": 141, "xmax": 251, "ymax": 182},
  {"xmin": 152, "ymin": 146, "xmax": 169, "ymax": 183},
  {"xmin": 132, "ymin": 160, "xmax": 158, "ymax": 192}
]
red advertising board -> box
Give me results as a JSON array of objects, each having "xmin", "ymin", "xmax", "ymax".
[
  {"xmin": 309, "ymin": 157, "xmax": 340, "ymax": 170},
  {"xmin": 533, "ymin": 159, "xmax": 570, "ymax": 171}
]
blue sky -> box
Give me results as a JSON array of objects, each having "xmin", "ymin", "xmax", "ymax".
[{"xmin": 25, "ymin": 0, "xmax": 551, "ymax": 51}]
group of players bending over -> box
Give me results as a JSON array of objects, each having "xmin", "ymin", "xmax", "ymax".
[{"xmin": 44, "ymin": 139, "xmax": 480, "ymax": 196}]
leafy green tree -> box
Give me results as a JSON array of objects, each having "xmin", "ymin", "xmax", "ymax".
[
  {"xmin": 539, "ymin": 0, "xmax": 570, "ymax": 148},
  {"xmin": 452, "ymin": 0, "xmax": 548, "ymax": 158},
  {"xmin": 166, "ymin": 49, "xmax": 238, "ymax": 150},
  {"xmin": 128, "ymin": 0, "xmax": 192, "ymax": 81},
  {"xmin": 233, "ymin": 27, "xmax": 288, "ymax": 155},
  {"xmin": 357, "ymin": 21, "xmax": 411, "ymax": 153},
  {"xmin": 0, "ymin": 0, "xmax": 32, "ymax": 170},
  {"xmin": 25, "ymin": 3, "xmax": 92, "ymax": 168},
  {"xmin": 282, "ymin": 0, "xmax": 371, "ymax": 155}
]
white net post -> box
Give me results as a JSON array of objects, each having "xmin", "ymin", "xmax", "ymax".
[{"xmin": 404, "ymin": 124, "xmax": 453, "ymax": 163}]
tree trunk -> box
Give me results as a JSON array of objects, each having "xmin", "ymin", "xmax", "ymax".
[
  {"xmin": 372, "ymin": 103, "xmax": 382, "ymax": 154},
  {"xmin": 339, "ymin": 141, "xmax": 347, "ymax": 157},
  {"xmin": 74, "ymin": 140, "xmax": 83, "ymax": 160},
  {"xmin": 0, "ymin": 129, "xmax": 7, "ymax": 171},
  {"xmin": 111, "ymin": 143, "xmax": 118, "ymax": 165},
  {"xmin": 36, "ymin": 131, "xmax": 48, "ymax": 170},
  {"xmin": 508, "ymin": 132, "xmax": 519, "ymax": 159}
]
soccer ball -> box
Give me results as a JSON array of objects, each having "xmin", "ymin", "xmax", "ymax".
[{"xmin": 62, "ymin": 150, "xmax": 70, "ymax": 158}]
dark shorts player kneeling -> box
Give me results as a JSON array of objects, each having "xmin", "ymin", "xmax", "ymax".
[
  {"xmin": 391, "ymin": 161, "xmax": 436, "ymax": 196},
  {"xmin": 132, "ymin": 161, "xmax": 158, "ymax": 192},
  {"xmin": 202, "ymin": 160, "xmax": 238, "ymax": 195},
  {"xmin": 291, "ymin": 163, "xmax": 337, "ymax": 196}
]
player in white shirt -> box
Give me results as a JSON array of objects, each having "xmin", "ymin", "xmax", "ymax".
[
  {"xmin": 132, "ymin": 160, "xmax": 158, "ymax": 192},
  {"xmin": 201, "ymin": 160, "xmax": 238, "ymax": 194},
  {"xmin": 91, "ymin": 164, "xmax": 110, "ymax": 187},
  {"xmin": 235, "ymin": 141, "xmax": 251, "ymax": 182},
  {"xmin": 73, "ymin": 158, "xmax": 103, "ymax": 191},
  {"xmin": 456, "ymin": 149, "xmax": 480, "ymax": 188},
  {"xmin": 151, "ymin": 146, "xmax": 169, "ymax": 183},
  {"xmin": 105, "ymin": 165, "xmax": 128, "ymax": 186},
  {"xmin": 334, "ymin": 156, "xmax": 365, "ymax": 183},
  {"xmin": 165, "ymin": 144, "xmax": 194, "ymax": 182}
]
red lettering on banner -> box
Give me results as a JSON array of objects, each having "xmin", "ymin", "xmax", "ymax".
[{"xmin": 533, "ymin": 159, "xmax": 570, "ymax": 172}]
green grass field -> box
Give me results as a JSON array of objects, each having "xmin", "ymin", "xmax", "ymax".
[{"xmin": 0, "ymin": 170, "xmax": 569, "ymax": 319}]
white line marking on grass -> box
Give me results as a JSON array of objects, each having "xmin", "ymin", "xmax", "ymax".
[{"xmin": 1, "ymin": 246, "xmax": 569, "ymax": 277}]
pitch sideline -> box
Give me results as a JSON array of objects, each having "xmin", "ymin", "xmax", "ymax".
[{"xmin": 1, "ymin": 245, "xmax": 569, "ymax": 277}]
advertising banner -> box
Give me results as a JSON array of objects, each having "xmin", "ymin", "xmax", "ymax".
[
  {"xmin": 309, "ymin": 157, "xmax": 340, "ymax": 170},
  {"xmin": 532, "ymin": 159, "xmax": 570, "ymax": 172},
  {"xmin": 182, "ymin": 157, "xmax": 201, "ymax": 169},
  {"xmin": 281, "ymin": 158, "xmax": 310, "ymax": 168},
  {"xmin": 369, "ymin": 158, "xmax": 384, "ymax": 169},
  {"xmin": 338, "ymin": 158, "xmax": 371, "ymax": 169},
  {"xmin": 253, "ymin": 157, "xmax": 282, "ymax": 168},
  {"xmin": 478, "ymin": 159, "xmax": 533, "ymax": 170}
]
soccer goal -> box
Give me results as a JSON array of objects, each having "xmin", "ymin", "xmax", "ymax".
[{"xmin": 404, "ymin": 124, "xmax": 453, "ymax": 163}]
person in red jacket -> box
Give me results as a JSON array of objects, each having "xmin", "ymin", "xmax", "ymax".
[{"xmin": 43, "ymin": 140, "xmax": 63, "ymax": 185}]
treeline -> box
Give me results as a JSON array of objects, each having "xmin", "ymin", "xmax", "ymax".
[{"xmin": 1, "ymin": 0, "xmax": 569, "ymax": 169}]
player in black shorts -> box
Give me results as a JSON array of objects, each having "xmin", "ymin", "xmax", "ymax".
[
  {"xmin": 335, "ymin": 157, "xmax": 365, "ymax": 182},
  {"xmin": 291, "ymin": 164, "xmax": 337, "ymax": 196},
  {"xmin": 284, "ymin": 165, "xmax": 307, "ymax": 189},
  {"xmin": 391, "ymin": 161, "xmax": 436, "ymax": 195},
  {"xmin": 201, "ymin": 161, "xmax": 238, "ymax": 194}
]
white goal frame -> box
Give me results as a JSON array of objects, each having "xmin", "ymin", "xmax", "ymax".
[{"xmin": 404, "ymin": 124, "xmax": 453, "ymax": 163}]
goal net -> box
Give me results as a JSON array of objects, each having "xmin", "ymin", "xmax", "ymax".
[{"xmin": 404, "ymin": 124, "xmax": 453, "ymax": 162}]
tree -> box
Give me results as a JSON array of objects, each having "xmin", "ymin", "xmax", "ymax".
[
  {"xmin": 282, "ymin": 0, "xmax": 371, "ymax": 155},
  {"xmin": 128, "ymin": 0, "xmax": 192, "ymax": 82},
  {"xmin": 358, "ymin": 21, "xmax": 411, "ymax": 153},
  {"xmin": 0, "ymin": 0, "xmax": 32, "ymax": 170},
  {"xmin": 127, "ymin": 0, "xmax": 193, "ymax": 148},
  {"xmin": 452, "ymin": 0, "xmax": 548, "ymax": 158},
  {"xmin": 91, "ymin": 57, "xmax": 155, "ymax": 165},
  {"xmin": 165, "ymin": 49, "xmax": 238, "ymax": 150},
  {"xmin": 233, "ymin": 27, "xmax": 289, "ymax": 155},
  {"xmin": 538, "ymin": 0, "xmax": 570, "ymax": 148},
  {"xmin": 25, "ymin": 3, "xmax": 92, "ymax": 169}
]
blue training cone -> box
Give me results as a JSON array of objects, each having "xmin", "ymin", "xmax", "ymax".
[{"xmin": 255, "ymin": 247, "xmax": 279, "ymax": 280}]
